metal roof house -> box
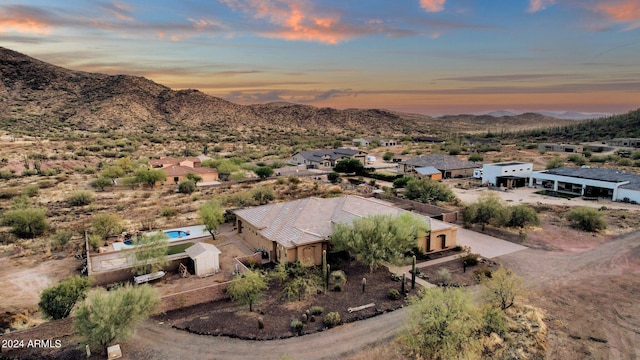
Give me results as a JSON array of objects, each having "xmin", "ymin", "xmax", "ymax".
[
  {"xmin": 529, "ymin": 167, "xmax": 640, "ymax": 203},
  {"xmin": 400, "ymin": 154, "xmax": 479, "ymax": 179},
  {"xmin": 233, "ymin": 195, "xmax": 458, "ymax": 265},
  {"xmin": 290, "ymin": 148, "xmax": 367, "ymax": 169}
]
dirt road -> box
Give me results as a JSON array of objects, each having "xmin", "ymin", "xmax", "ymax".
[
  {"xmin": 122, "ymin": 307, "xmax": 410, "ymax": 360},
  {"xmin": 499, "ymin": 230, "xmax": 640, "ymax": 360}
]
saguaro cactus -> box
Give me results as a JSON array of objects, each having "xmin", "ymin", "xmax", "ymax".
[{"xmin": 411, "ymin": 255, "xmax": 416, "ymax": 290}]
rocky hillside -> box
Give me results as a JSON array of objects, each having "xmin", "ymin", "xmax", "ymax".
[{"xmin": 0, "ymin": 47, "xmax": 576, "ymax": 136}]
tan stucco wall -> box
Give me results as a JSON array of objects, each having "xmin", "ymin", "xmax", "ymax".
[
  {"xmin": 416, "ymin": 227, "xmax": 458, "ymax": 254},
  {"xmin": 237, "ymin": 220, "xmax": 272, "ymax": 252}
]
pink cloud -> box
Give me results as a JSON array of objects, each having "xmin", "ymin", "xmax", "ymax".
[
  {"xmin": 0, "ymin": 6, "xmax": 52, "ymax": 34},
  {"xmin": 528, "ymin": 0, "xmax": 556, "ymax": 13},
  {"xmin": 220, "ymin": 0, "xmax": 362, "ymax": 44},
  {"xmin": 594, "ymin": 0, "xmax": 640, "ymax": 29},
  {"xmin": 419, "ymin": 0, "xmax": 446, "ymax": 13}
]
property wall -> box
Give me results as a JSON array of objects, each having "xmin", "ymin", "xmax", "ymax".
[
  {"xmin": 380, "ymin": 197, "xmax": 458, "ymax": 222},
  {"xmin": 447, "ymin": 168, "xmax": 476, "ymax": 178},
  {"xmin": 158, "ymin": 280, "xmax": 231, "ymax": 313},
  {"xmin": 420, "ymin": 227, "xmax": 458, "ymax": 253}
]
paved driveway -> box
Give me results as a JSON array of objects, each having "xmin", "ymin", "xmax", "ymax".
[{"xmin": 456, "ymin": 228, "xmax": 527, "ymax": 258}]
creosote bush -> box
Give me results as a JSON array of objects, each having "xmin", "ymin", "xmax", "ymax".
[
  {"xmin": 323, "ymin": 311, "xmax": 341, "ymax": 328},
  {"xmin": 68, "ymin": 191, "xmax": 94, "ymax": 206}
]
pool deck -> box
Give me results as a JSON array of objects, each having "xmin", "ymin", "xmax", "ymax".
[{"xmin": 108, "ymin": 225, "xmax": 210, "ymax": 252}]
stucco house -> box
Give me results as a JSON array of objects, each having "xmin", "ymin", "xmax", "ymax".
[
  {"xmin": 150, "ymin": 157, "xmax": 219, "ymax": 185},
  {"xmin": 290, "ymin": 148, "xmax": 367, "ymax": 169},
  {"xmin": 352, "ymin": 138, "xmax": 398, "ymax": 147},
  {"xmin": 233, "ymin": 195, "xmax": 458, "ymax": 266},
  {"xmin": 400, "ymin": 154, "xmax": 479, "ymax": 179}
]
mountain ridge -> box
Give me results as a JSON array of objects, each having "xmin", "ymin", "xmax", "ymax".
[{"xmin": 0, "ymin": 47, "xmax": 581, "ymax": 136}]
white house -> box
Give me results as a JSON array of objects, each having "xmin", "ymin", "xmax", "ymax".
[
  {"xmin": 482, "ymin": 162, "xmax": 533, "ymax": 188},
  {"xmin": 529, "ymin": 167, "xmax": 640, "ymax": 203},
  {"xmin": 185, "ymin": 242, "xmax": 222, "ymax": 276}
]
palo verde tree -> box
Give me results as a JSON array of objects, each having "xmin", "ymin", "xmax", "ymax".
[
  {"xmin": 330, "ymin": 212, "xmax": 429, "ymax": 272},
  {"xmin": 226, "ymin": 269, "xmax": 268, "ymax": 312},
  {"xmin": 199, "ymin": 199, "xmax": 225, "ymax": 239},
  {"xmin": 39, "ymin": 275, "xmax": 92, "ymax": 320},
  {"xmin": 91, "ymin": 213, "xmax": 124, "ymax": 240},
  {"xmin": 2, "ymin": 206, "xmax": 49, "ymax": 238},
  {"xmin": 398, "ymin": 287, "xmax": 482, "ymax": 359},
  {"xmin": 506, "ymin": 204, "xmax": 540, "ymax": 229},
  {"xmin": 74, "ymin": 284, "xmax": 160, "ymax": 353},
  {"xmin": 481, "ymin": 266, "xmax": 525, "ymax": 311},
  {"xmin": 463, "ymin": 192, "xmax": 509, "ymax": 231},
  {"xmin": 404, "ymin": 177, "xmax": 456, "ymax": 205},
  {"xmin": 134, "ymin": 168, "xmax": 166, "ymax": 188},
  {"xmin": 129, "ymin": 231, "xmax": 169, "ymax": 276}
]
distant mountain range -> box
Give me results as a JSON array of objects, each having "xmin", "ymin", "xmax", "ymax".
[
  {"xmin": 0, "ymin": 47, "xmax": 588, "ymax": 136},
  {"xmin": 483, "ymin": 110, "xmax": 612, "ymax": 120}
]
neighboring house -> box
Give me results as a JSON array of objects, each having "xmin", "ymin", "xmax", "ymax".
[
  {"xmin": 161, "ymin": 165, "xmax": 219, "ymax": 185},
  {"xmin": 400, "ymin": 154, "xmax": 479, "ymax": 179},
  {"xmin": 529, "ymin": 167, "xmax": 640, "ymax": 203},
  {"xmin": 606, "ymin": 138, "xmax": 640, "ymax": 148},
  {"xmin": 538, "ymin": 143, "xmax": 584, "ymax": 153},
  {"xmin": 353, "ymin": 138, "xmax": 398, "ymax": 147},
  {"xmin": 482, "ymin": 162, "xmax": 533, "ymax": 188},
  {"xmin": 185, "ymin": 242, "xmax": 221, "ymax": 276},
  {"xmin": 290, "ymin": 148, "xmax": 367, "ymax": 169},
  {"xmin": 413, "ymin": 166, "xmax": 442, "ymax": 180},
  {"xmin": 233, "ymin": 195, "xmax": 458, "ymax": 265},
  {"xmin": 150, "ymin": 157, "xmax": 218, "ymax": 185}
]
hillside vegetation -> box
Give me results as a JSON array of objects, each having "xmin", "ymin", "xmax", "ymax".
[{"xmin": 1, "ymin": 47, "xmax": 577, "ymax": 139}]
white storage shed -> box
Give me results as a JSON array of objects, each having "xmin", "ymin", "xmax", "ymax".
[{"xmin": 185, "ymin": 242, "xmax": 221, "ymax": 276}]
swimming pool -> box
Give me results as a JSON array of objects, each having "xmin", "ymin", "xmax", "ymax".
[{"xmin": 165, "ymin": 230, "xmax": 190, "ymax": 239}]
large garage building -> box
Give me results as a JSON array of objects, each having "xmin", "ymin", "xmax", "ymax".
[{"xmin": 529, "ymin": 167, "xmax": 640, "ymax": 203}]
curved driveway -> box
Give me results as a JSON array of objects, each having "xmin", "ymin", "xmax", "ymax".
[{"xmin": 125, "ymin": 307, "xmax": 410, "ymax": 360}]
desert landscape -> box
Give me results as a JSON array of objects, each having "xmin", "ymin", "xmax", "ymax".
[{"xmin": 1, "ymin": 16, "xmax": 640, "ymax": 359}]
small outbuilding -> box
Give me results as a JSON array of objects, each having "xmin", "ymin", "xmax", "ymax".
[{"xmin": 185, "ymin": 242, "xmax": 221, "ymax": 276}]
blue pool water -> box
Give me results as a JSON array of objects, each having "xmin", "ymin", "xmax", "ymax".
[
  {"xmin": 165, "ymin": 230, "xmax": 189, "ymax": 239},
  {"xmin": 124, "ymin": 239, "xmax": 133, "ymax": 245}
]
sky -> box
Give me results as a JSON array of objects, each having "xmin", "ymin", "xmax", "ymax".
[{"xmin": 1, "ymin": 0, "xmax": 639, "ymax": 115}]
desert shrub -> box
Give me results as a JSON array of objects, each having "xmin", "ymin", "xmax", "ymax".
[
  {"xmin": 545, "ymin": 156, "xmax": 564, "ymax": 169},
  {"xmin": 24, "ymin": 184, "xmax": 39, "ymax": 197},
  {"xmin": 50, "ymin": 229, "xmax": 73, "ymax": 249},
  {"xmin": 481, "ymin": 306, "xmax": 508, "ymax": 336},
  {"xmin": 333, "ymin": 283, "xmax": 343, "ymax": 292},
  {"xmin": 438, "ymin": 268, "xmax": 451, "ymax": 284},
  {"xmin": 462, "ymin": 249, "xmax": 479, "ymax": 266},
  {"xmin": 617, "ymin": 158, "xmax": 632, "ymax": 166},
  {"xmin": 39, "ymin": 276, "xmax": 91, "ymax": 320},
  {"xmin": 468, "ymin": 153, "xmax": 483, "ymax": 162},
  {"xmin": 310, "ymin": 306, "xmax": 324, "ymax": 316},
  {"xmin": 327, "ymin": 172, "xmax": 340, "ymax": 184},
  {"xmin": 160, "ymin": 206, "xmax": 177, "ymax": 217},
  {"xmin": 388, "ymin": 288, "xmax": 402, "ymax": 300},
  {"xmin": 566, "ymin": 207, "xmax": 607, "ymax": 232},
  {"xmin": 22, "ymin": 169, "xmax": 38, "ymax": 176},
  {"xmin": 330, "ymin": 270, "xmax": 347, "ymax": 287},
  {"xmin": 288, "ymin": 176, "xmax": 301, "ymax": 184},
  {"xmin": 393, "ymin": 176, "xmax": 414, "ymax": 189},
  {"xmin": 2, "ymin": 207, "xmax": 49, "ymax": 238},
  {"xmin": 177, "ymin": 179, "xmax": 196, "ymax": 194},
  {"xmin": 323, "ymin": 312, "xmax": 341, "ymax": 328},
  {"xmin": 68, "ymin": 191, "xmax": 94, "ymax": 206},
  {"xmin": 474, "ymin": 267, "xmax": 492, "ymax": 280},
  {"xmin": 291, "ymin": 319, "xmax": 304, "ymax": 334},
  {"xmin": 0, "ymin": 170, "xmax": 14, "ymax": 179}
]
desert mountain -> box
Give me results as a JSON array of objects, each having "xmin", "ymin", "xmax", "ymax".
[{"xmin": 0, "ymin": 47, "xmax": 575, "ymax": 136}]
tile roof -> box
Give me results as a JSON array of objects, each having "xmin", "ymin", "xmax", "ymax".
[
  {"xmin": 402, "ymin": 154, "xmax": 478, "ymax": 170},
  {"xmin": 163, "ymin": 165, "xmax": 218, "ymax": 177},
  {"xmin": 234, "ymin": 195, "xmax": 452, "ymax": 248}
]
